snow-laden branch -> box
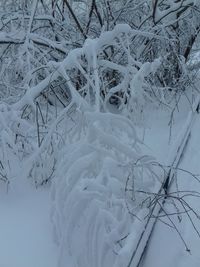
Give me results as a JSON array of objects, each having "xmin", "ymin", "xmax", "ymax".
[
  {"xmin": 153, "ymin": 0, "xmax": 196, "ymax": 24},
  {"xmin": 13, "ymin": 24, "xmax": 161, "ymax": 112},
  {"xmin": 0, "ymin": 31, "xmax": 68, "ymax": 54}
]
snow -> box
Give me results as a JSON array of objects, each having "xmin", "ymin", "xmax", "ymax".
[
  {"xmin": 0, "ymin": 188, "xmax": 58, "ymax": 267},
  {"xmin": 154, "ymin": 0, "xmax": 196, "ymax": 24},
  {"xmin": 0, "ymin": 8, "xmax": 200, "ymax": 267},
  {"xmin": 140, "ymin": 113, "xmax": 200, "ymax": 267},
  {"xmin": 140, "ymin": 97, "xmax": 192, "ymax": 164},
  {"xmin": 0, "ymin": 87, "xmax": 199, "ymax": 267},
  {"xmin": 50, "ymin": 109, "xmax": 145, "ymax": 267},
  {"xmin": 0, "ymin": 87, "xmax": 196, "ymax": 267}
]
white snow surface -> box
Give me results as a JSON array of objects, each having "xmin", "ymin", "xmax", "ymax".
[
  {"xmin": 0, "ymin": 187, "xmax": 58, "ymax": 267},
  {"xmin": 141, "ymin": 112, "xmax": 200, "ymax": 267},
  {"xmin": 0, "ymin": 97, "xmax": 194, "ymax": 267}
]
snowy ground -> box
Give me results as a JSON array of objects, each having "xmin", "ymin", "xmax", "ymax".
[
  {"xmin": 141, "ymin": 114, "xmax": 200, "ymax": 267},
  {"xmin": 0, "ymin": 98, "xmax": 195, "ymax": 267},
  {"xmin": 141, "ymin": 97, "xmax": 191, "ymax": 163},
  {"xmin": 0, "ymin": 188, "xmax": 58, "ymax": 267}
]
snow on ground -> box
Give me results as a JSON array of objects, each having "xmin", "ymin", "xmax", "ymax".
[
  {"xmin": 140, "ymin": 114, "xmax": 200, "ymax": 267},
  {"xmin": 0, "ymin": 97, "xmax": 194, "ymax": 267},
  {"xmin": 140, "ymin": 97, "xmax": 192, "ymax": 163},
  {"xmin": 0, "ymin": 187, "xmax": 58, "ymax": 267}
]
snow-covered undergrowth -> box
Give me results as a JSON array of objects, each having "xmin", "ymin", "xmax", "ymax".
[
  {"xmin": 0, "ymin": 1, "xmax": 200, "ymax": 266},
  {"xmin": 50, "ymin": 110, "xmax": 160, "ymax": 267},
  {"xmin": 0, "ymin": 24, "xmax": 165, "ymax": 266},
  {"xmin": 45, "ymin": 25, "xmax": 161, "ymax": 267}
]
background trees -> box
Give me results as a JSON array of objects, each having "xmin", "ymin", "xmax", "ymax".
[{"xmin": 0, "ymin": 0, "xmax": 199, "ymax": 108}]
